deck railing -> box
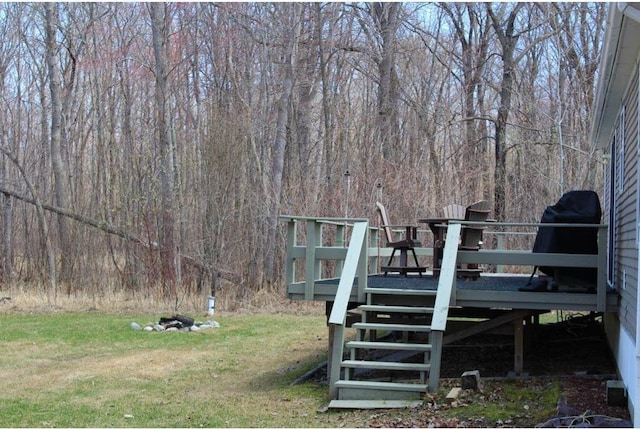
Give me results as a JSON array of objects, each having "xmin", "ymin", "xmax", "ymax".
[
  {"xmin": 281, "ymin": 216, "xmax": 369, "ymax": 301},
  {"xmin": 450, "ymin": 221, "xmax": 609, "ymax": 312},
  {"xmin": 281, "ymin": 216, "xmax": 609, "ymax": 311}
]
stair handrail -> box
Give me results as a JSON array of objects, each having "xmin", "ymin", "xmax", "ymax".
[
  {"xmin": 428, "ymin": 222, "xmax": 462, "ymax": 392},
  {"xmin": 327, "ymin": 221, "xmax": 369, "ymax": 399}
]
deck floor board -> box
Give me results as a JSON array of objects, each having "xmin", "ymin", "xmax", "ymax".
[{"xmin": 309, "ymin": 273, "xmax": 617, "ymax": 312}]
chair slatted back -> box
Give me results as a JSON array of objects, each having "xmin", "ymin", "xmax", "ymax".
[
  {"xmin": 461, "ymin": 200, "xmax": 491, "ymax": 248},
  {"xmin": 376, "ymin": 202, "xmax": 394, "ymax": 244},
  {"xmin": 443, "ymin": 204, "xmax": 466, "ymax": 219}
]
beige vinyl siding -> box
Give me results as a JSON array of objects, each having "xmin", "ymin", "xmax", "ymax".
[{"xmin": 615, "ymin": 64, "xmax": 639, "ymax": 340}]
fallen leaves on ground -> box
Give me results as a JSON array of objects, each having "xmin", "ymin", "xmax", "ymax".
[{"xmin": 364, "ymin": 376, "xmax": 630, "ymax": 428}]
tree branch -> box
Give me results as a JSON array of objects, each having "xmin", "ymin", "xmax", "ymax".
[{"xmin": 0, "ymin": 184, "xmax": 240, "ymax": 284}]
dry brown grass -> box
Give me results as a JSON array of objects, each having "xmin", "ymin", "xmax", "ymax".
[{"xmin": 0, "ymin": 281, "xmax": 324, "ymax": 315}]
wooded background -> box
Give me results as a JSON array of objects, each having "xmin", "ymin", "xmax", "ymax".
[{"xmin": 0, "ymin": 3, "xmax": 607, "ymax": 306}]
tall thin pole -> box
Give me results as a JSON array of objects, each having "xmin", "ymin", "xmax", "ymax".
[{"xmin": 344, "ymin": 170, "xmax": 351, "ymax": 219}]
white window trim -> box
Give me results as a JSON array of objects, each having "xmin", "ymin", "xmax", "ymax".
[{"xmin": 617, "ymin": 106, "xmax": 626, "ymax": 196}]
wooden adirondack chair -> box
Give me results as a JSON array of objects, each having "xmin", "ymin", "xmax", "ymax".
[
  {"xmin": 432, "ymin": 200, "xmax": 491, "ymax": 279},
  {"xmin": 442, "ymin": 204, "xmax": 466, "ymax": 219},
  {"xmin": 458, "ymin": 200, "xmax": 491, "ymax": 279},
  {"xmin": 376, "ymin": 202, "xmax": 426, "ymax": 277}
]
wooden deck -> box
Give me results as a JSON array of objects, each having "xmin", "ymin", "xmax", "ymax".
[
  {"xmin": 281, "ymin": 216, "xmax": 617, "ymax": 406},
  {"xmin": 288, "ymin": 273, "xmax": 618, "ymax": 313},
  {"xmin": 281, "ymin": 216, "xmax": 615, "ymax": 314}
]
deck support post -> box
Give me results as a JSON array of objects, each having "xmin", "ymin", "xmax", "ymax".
[
  {"xmin": 326, "ymin": 302, "xmax": 334, "ymax": 381},
  {"xmin": 428, "ymin": 331, "xmax": 443, "ymax": 393},
  {"xmin": 327, "ymin": 321, "xmax": 334, "ymax": 387},
  {"xmin": 513, "ymin": 317, "xmax": 524, "ymax": 374},
  {"xmin": 328, "ymin": 323, "xmax": 345, "ymax": 399}
]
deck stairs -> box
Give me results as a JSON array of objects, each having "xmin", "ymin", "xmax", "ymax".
[{"xmin": 328, "ymin": 285, "xmax": 442, "ymax": 409}]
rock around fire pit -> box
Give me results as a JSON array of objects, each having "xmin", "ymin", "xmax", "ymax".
[{"xmin": 130, "ymin": 314, "xmax": 220, "ymax": 332}]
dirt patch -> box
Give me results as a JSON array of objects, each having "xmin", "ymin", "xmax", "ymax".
[
  {"xmin": 363, "ymin": 376, "xmax": 631, "ymax": 428},
  {"xmin": 554, "ymin": 377, "xmax": 631, "ymax": 426}
]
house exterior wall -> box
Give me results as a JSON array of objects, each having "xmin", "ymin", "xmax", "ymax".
[
  {"xmin": 603, "ymin": 56, "xmax": 640, "ymax": 425},
  {"xmin": 604, "ymin": 313, "xmax": 638, "ymax": 422},
  {"xmin": 613, "ymin": 64, "xmax": 639, "ymax": 341},
  {"xmin": 592, "ymin": 5, "xmax": 640, "ymax": 423}
]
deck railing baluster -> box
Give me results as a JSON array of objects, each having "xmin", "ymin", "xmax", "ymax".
[
  {"xmin": 285, "ymin": 220, "xmax": 296, "ymax": 287},
  {"xmin": 304, "ymin": 220, "xmax": 321, "ymax": 300},
  {"xmin": 597, "ymin": 226, "xmax": 608, "ymax": 312}
]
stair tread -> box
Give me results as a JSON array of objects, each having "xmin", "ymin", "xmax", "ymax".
[
  {"xmin": 335, "ymin": 379, "xmax": 427, "ymax": 392},
  {"xmin": 359, "ymin": 304, "xmax": 434, "ymax": 313},
  {"xmin": 346, "ymin": 341, "xmax": 432, "ymax": 351},
  {"xmin": 353, "ymin": 322, "xmax": 432, "ymax": 332},
  {"xmin": 327, "ymin": 399, "xmax": 423, "ymax": 409},
  {"xmin": 364, "ymin": 287, "xmax": 437, "ymax": 296},
  {"xmin": 342, "ymin": 360, "xmax": 431, "ymax": 371}
]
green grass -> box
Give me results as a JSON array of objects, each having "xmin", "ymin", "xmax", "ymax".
[
  {"xmin": 0, "ymin": 311, "xmax": 565, "ymax": 427},
  {"xmin": 0, "ymin": 311, "xmax": 347, "ymax": 428}
]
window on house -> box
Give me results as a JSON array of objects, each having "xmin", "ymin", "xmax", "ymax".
[
  {"xmin": 616, "ymin": 107, "xmax": 626, "ymax": 196},
  {"xmin": 608, "ymin": 140, "xmax": 616, "ymax": 288}
]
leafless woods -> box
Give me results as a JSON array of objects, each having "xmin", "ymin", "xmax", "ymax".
[{"xmin": 0, "ymin": 3, "xmax": 607, "ymax": 304}]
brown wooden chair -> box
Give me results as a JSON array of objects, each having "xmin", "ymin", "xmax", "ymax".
[
  {"xmin": 458, "ymin": 200, "xmax": 491, "ymax": 279},
  {"xmin": 376, "ymin": 202, "xmax": 426, "ymax": 277}
]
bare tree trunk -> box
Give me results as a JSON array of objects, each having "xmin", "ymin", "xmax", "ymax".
[
  {"xmin": 373, "ymin": 2, "xmax": 401, "ymax": 160},
  {"xmin": 440, "ymin": 3, "xmax": 490, "ymax": 197},
  {"xmin": 317, "ymin": 3, "xmax": 333, "ymax": 187},
  {"xmin": 0, "ymin": 148, "xmax": 57, "ymax": 301},
  {"xmin": 150, "ymin": 3, "xmax": 177, "ymax": 300},
  {"xmin": 263, "ymin": 3, "xmax": 301, "ymax": 284},
  {"xmin": 0, "ymin": 23, "xmax": 14, "ymax": 284},
  {"xmin": 1, "ymin": 139, "xmax": 12, "ymax": 283},
  {"xmin": 486, "ymin": 3, "xmax": 523, "ymax": 222},
  {"xmin": 45, "ymin": 3, "xmax": 72, "ymax": 282}
]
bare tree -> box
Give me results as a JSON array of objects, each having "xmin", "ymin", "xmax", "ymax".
[
  {"xmin": 44, "ymin": 3, "xmax": 73, "ymax": 282},
  {"xmin": 263, "ymin": 3, "xmax": 302, "ymax": 285},
  {"xmin": 439, "ymin": 3, "xmax": 492, "ymax": 198},
  {"xmin": 350, "ymin": 3, "xmax": 403, "ymax": 160},
  {"xmin": 486, "ymin": 3, "xmax": 558, "ymax": 221},
  {"xmin": 0, "ymin": 3, "xmax": 18, "ymax": 284},
  {"xmin": 0, "ymin": 148, "xmax": 57, "ymax": 300},
  {"xmin": 149, "ymin": 3, "xmax": 178, "ymax": 300}
]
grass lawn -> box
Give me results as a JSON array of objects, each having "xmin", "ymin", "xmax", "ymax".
[
  {"xmin": 0, "ymin": 310, "xmax": 350, "ymax": 427},
  {"xmin": 0, "ymin": 309, "xmax": 566, "ymax": 427}
]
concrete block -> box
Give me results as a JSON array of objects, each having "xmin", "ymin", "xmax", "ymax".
[
  {"xmin": 461, "ymin": 370, "xmax": 480, "ymax": 390},
  {"xmin": 606, "ymin": 380, "xmax": 626, "ymax": 406}
]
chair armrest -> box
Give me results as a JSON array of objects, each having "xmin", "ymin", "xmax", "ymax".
[{"xmin": 381, "ymin": 224, "xmax": 420, "ymax": 242}]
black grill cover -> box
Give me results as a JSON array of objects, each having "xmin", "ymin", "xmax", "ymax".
[{"xmin": 533, "ymin": 190, "xmax": 602, "ymax": 283}]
